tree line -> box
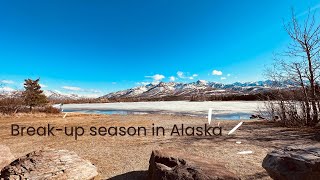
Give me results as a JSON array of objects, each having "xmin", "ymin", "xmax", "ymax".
[{"xmin": 0, "ymin": 78, "xmax": 60, "ymax": 114}]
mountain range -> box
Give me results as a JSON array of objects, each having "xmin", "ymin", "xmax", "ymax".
[
  {"xmin": 0, "ymin": 80, "xmax": 293, "ymax": 101},
  {"xmin": 101, "ymin": 80, "xmax": 288, "ymax": 100},
  {"xmin": 0, "ymin": 90, "xmax": 84, "ymax": 100}
]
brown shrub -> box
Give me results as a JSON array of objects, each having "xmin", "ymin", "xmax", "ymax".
[
  {"xmin": 0, "ymin": 96, "xmax": 61, "ymax": 115},
  {"xmin": 0, "ymin": 97, "xmax": 24, "ymax": 115},
  {"xmin": 37, "ymin": 106, "xmax": 61, "ymax": 114}
]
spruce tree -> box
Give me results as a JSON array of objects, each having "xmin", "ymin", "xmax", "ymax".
[{"xmin": 23, "ymin": 78, "xmax": 48, "ymax": 111}]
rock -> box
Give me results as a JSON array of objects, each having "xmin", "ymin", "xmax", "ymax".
[
  {"xmin": 0, "ymin": 145, "xmax": 15, "ymax": 170},
  {"xmin": 250, "ymin": 114, "xmax": 265, "ymax": 119},
  {"xmin": 0, "ymin": 149, "xmax": 98, "ymax": 180},
  {"xmin": 273, "ymin": 115, "xmax": 280, "ymax": 121},
  {"xmin": 312, "ymin": 133, "xmax": 320, "ymax": 141},
  {"xmin": 147, "ymin": 149, "xmax": 239, "ymax": 180},
  {"xmin": 262, "ymin": 146, "xmax": 320, "ymax": 180},
  {"xmin": 250, "ymin": 114, "xmax": 258, "ymax": 119}
]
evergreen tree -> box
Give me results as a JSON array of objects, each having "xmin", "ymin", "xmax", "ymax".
[{"xmin": 23, "ymin": 78, "xmax": 48, "ymax": 111}]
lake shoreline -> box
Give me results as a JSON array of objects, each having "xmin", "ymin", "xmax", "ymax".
[{"xmin": 61, "ymin": 100, "xmax": 266, "ymax": 120}]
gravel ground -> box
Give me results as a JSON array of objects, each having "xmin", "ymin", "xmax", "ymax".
[{"xmin": 1, "ymin": 113, "xmax": 319, "ymax": 179}]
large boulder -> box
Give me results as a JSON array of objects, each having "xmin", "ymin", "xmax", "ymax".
[
  {"xmin": 0, "ymin": 145, "xmax": 15, "ymax": 170},
  {"xmin": 147, "ymin": 149, "xmax": 239, "ymax": 180},
  {"xmin": 262, "ymin": 146, "xmax": 320, "ymax": 180},
  {"xmin": 0, "ymin": 149, "xmax": 98, "ymax": 180}
]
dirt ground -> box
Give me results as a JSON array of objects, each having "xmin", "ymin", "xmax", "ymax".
[{"xmin": 1, "ymin": 113, "xmax": 319, "ymax": 179}]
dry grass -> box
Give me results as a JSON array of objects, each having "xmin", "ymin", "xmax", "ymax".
[{"xmin": 1, "ymin": 113, "xmax": 319, "ymax": 179}]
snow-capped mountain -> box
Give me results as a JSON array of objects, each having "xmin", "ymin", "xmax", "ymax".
[
  {"xmin": 0, "ymin": 80, "xmax": 288, "ymax": 101},
  {"xmin": 0, "ymin": 89, "xmax": 22, "ymax": 98},
  {"xmin": 101, "ymin": 80, "xmax": 282, "ymax": 99},
  {"xmin": 0, "ymin": 89, "xmax": 92, "ymax": 100},
  {"xmin": 43, "ymin": 90, "xmax": 83, "ymax": 100}
]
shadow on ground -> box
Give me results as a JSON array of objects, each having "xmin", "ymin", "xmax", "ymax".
[
  {"xmin": 106, "ymin": 121, "xmax": 320, "ymax": 180},
  {"xmin": 107, "ymin": 171, "xmax": 147, "ymax": 180},
  {"xmin": 242, "ymin": 171, "xmax": 270, "ymax": 180},
  {"xmin": 181, "ymin": 121, "xmax": 320, "ymax": 149}
]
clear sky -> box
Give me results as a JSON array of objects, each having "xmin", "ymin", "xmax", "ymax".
[{"xmin": 0, "ymin": 0, "xmax": 319, "ymax": 97}]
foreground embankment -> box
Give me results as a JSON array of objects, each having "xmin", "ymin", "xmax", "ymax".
[{"xmin": 0, "ymin": 113, "xmax": 319, "ymax": 179}]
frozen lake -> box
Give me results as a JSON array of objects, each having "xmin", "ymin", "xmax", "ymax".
[{"xmin": 62, "ymin": 101, "xmax": 266, "ymax": 120}]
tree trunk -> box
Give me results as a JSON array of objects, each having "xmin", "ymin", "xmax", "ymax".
[
  {"xmin": 305, "ymin": 42, "xmax": 318, "ymax": 126},
  {"xmin": 295, "ymin": 64, "xmax": 311, "ymax": 125}
]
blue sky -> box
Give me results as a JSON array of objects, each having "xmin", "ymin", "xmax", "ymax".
[{"xmin": 0, "ymin": 0, "xmax": 319, "ymax": 96}]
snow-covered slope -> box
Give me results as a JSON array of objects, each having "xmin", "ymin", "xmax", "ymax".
[
  {"xmin": 0, "ymin": 80, "xmax": 287, "ymax": 101},
  {"xmin": 43, "ymin": 90, "xmax": 83, "ymax": 100},
  {"xmin": 0, "ymin": 89, "xmax": 92, "ymax": 100},
  {"xmin": 101, "ymin": 80, "xmax": 284, "ymax": 99}
]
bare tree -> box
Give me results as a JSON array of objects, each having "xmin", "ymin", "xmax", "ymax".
[
  {"xmin": 284, "ymin": 9, "xmax": 320, "ymax": 125},
  {"xmin": 265, "ymin": 9, "xmax": 320, "ymax": 126}
]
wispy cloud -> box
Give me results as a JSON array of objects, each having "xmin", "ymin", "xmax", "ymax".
[
  {"xmin": 54, "ymin": 89, "xmax": 102, "ymax": 98},
  {"xmin": 79, "ymin": 94, "xmax": 102, "ymax": 98},
  {"xmin": 40, "ymin": 84, "xmax": 48, "ymax": 88},
  {"xmin": 221, "ymin": 77, "xmax": 226, "ymax": 80},
  {"xmin": 86, "ymin": 89, "xmax": 102, "ymax": 93},
  {"xmin": 169, "ymin": 76, "xmax": 176, "ymax": 81},
  {"xmin": 297, "ymin": 3, "xmax": 320, "ymax": 17},
  {"xmin": 0, "ymin": 87, "xmax": 15, "ymax": 92},
  {"xmin": 176, "ymin": 71, "xmax": 198, "ymax": 80},
  {"xmin": 62, "ymin": 86, "xmax": 82, "ymax": 91},
  {"xmin": 310, "ymin": 3, "xmax": 320, "ymax": 12},
  {"xmin": 61, "ymin": 85, "xmax": 101, "ymax": 93},
  {"xmin": 137, "ymin": 82, "xmax": 150, "ymax": 86},
  {"xmin": 1, "ymin": 80, "xmax": 14, "ymax": 84},
  {"xmin": 177, "ymin": 71, "xmax": 184, "ymax": 78},
  {"xmin": 145, "ymin": 74, "xmax": 165, "ymax": 83},
  {"xmin": 212, "ymin": 70, "xmax": 223, "ymax": 76}
]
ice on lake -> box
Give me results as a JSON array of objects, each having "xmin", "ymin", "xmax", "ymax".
[{"xmin": 62, "ymin": 101, "xmax": 266, "ymax": 120}]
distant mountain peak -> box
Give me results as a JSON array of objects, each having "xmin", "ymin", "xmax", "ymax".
[
  {"xmin": 101, "ymin": 80, "xmax": 284, "ymax": 99},
  {"xmin": 0, "ymin": 89, "xmax": 95, "ymax": 100}
]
